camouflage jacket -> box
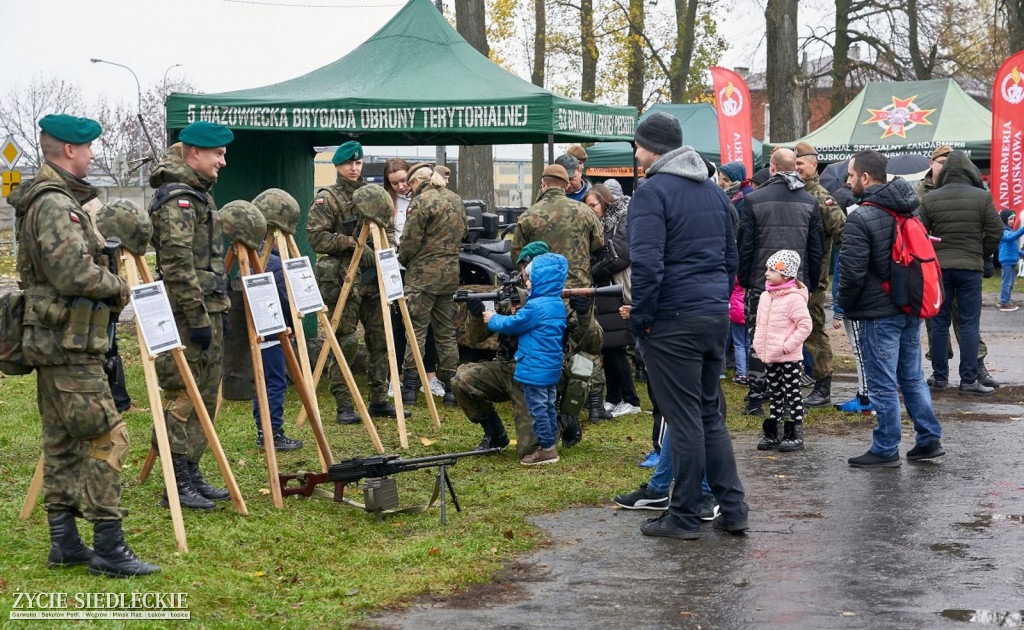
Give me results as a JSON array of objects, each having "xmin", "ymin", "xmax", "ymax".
[
  {"xmin": 399, "ymin": 182, "xmax": 468, "ymax": 293},
  {"xmin": 306, "ymin": 176, "xmax": 397, "ymax": 271},
  {"xmin": 149, "ymin": 145, "xmax": 229, "ymax": 327},
  {"xmin": 913, "ymin": 171, "xmax": 937, "ymax": 198},
  {"xmin": 804, "ymin": 173, "xmax": 846, "ymax": 289},
  {"xmin": 13, "ymin": 162, "xmax": 125, "ymax": 365},
  {"xmin": 511, "ymin": 187, "xmax": 604, "ymax": 289}
]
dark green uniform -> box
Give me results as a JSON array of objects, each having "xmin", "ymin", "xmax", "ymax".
[
  {"xmin": 307, "ymin": 175, "xmax": 397, "ymax": 409},
  {"xmin": 398, "ymin": 181, "xmax": 468, "ymax": 383},
  {"xmin": 802, "ymin": 173, "xmax": 845, "ymax": 380},
  {"xmin": 13, "ymin": 163, "xmax": 130, "ymax": 522},
  {"xmin": 149, "ymin": 146, "xmax": 229, "ymax": 462}
]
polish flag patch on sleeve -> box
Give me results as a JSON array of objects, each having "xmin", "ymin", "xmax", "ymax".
[
  {"xmin": 314, "ymin": 197, "xmax": 325, "ymax": 205},
  {"xmin": 69, "ymin": 212, "xmax": 80, "ymax": 223},
  {"xmin": 178, "ymin": 199, "xmax": 191, "ymax": 208}
]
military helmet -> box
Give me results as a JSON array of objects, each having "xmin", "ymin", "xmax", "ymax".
[
  {"xmin": 219, "ymin": 200, "xmax": 267, "ymax": 250},
  {"xmin": 252, "ymin": 188, "xmax": 300, "ymax": 234},
  {"xmin": 353, "ymin": 184, "xmax": 394, "ymax": 227},
  {"xmin": 95, "ymin": 199, "xmax": 153, "ymax": 256}
]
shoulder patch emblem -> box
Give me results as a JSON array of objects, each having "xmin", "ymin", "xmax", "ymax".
[
  {"xmin": 178, "ymin": 199, "xmax": 191, "ymax": 208},
  {"xmin": 825, "ymin": 198, "xmax": 835, "ymax": 206},
  {"xmin": 69, "ymin": 212, "xmax": 80, "ymax": 223},
  {"xmin": 314, "ymin": 197, "xmax": 325, "ymax": 205}
]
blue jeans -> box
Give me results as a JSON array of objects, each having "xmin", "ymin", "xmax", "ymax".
[
  {"xmin": 1001, "ymin": 264, "xmax": 1017, "ymax": 304},
  {"xmin": 649, "ymin": 427, "xmax": 713, "ymax": 496},
  {"xmin": 524, "ymin": 384, "xmax": 558, "ymax": 449},
  {"xmin": 253, "ymin": 343, "xmax": 287, "ymax": 437},
  {"xmin": 730, "ymin": 322, "xmax": 749, "ymax": 376},
  {"xmin": 858, "ymin": 315, "xmax": 942, "ymax": 457},
  {"xmin": 930, "ymin": 269, "xmax": 983, "ymax": 383}
]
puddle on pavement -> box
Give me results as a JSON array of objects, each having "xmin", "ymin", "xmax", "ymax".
[
  {"xmin": 939, "ymin": 609, "xmax": 1023, "ymax": 627},
  {"xmin": 954, "ymin": 514, "xmax": 1024, "ymax": 530}
]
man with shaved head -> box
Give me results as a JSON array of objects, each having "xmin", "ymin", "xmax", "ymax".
[{"xmin": 736, "ymin": 148, "xmax": 825, "ymax": 447}]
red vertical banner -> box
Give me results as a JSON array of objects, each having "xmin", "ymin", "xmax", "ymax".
[
  {"xmin": 991, "ymin": 51, "xmax": 1024, "ymax": 219},
  {"xmin": 711, "ymin": 66, "xmax": 753, "ymax": 178}
]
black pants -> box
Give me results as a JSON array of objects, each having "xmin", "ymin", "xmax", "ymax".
[
  {"xmin": 639, "ymin": 314, "xmax": 749, "ymax": 531},
  {"xmin": 645, "ymin": 367, "xmax": 665, "ymax": 453},
  {"xmin": 765, "ymin": 361, "xmax": 804, "ymax": 425},
  {"xmin": 603, "ymin": 346, "xmax": 640, "ymax": 406}
]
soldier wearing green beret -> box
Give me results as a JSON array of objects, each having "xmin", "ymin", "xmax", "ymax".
[
  {"xmin": 306, "ymin": 141, "xmax": 406, "ymax": 424},
  {"xmin": 148, "ymin": 120, "xmax": 234, "ymax": 510},
  {"xmin": 11, "ymin": 114, "xmax": 159, "ymax": 577}
]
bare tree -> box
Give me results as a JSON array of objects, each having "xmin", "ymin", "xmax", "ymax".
[
  {"xmin": 581, "ymin": 0, "xmax": 599, "ymax": 101},
  {"xmin": 669, "ymin": 0, "xmax": 700, "ymax": 102},
  {"xmin": 532, "ymin": 0, "xmax": 547, "ymax": 202},
  {"xmin": 0, "ymin": 76, "xmax": 84, "ymax": 170},
  {"xmin": 91, "ymin": 98, "xmax": 138, "ymax": 187},
  {"xmin": 766, "ymin": 0, "xmax": 804, "ymax": 141},
  {"xmin": 627, "ymin": 0, "xmax": 646, "ymax": 109},
  {"xmin": 1003, "ymin": 0, "xmax": 1024, "ymax": 51},
  {"xmin": 455, "ymin": 0, "xmax": 496, "ymax": 209}
]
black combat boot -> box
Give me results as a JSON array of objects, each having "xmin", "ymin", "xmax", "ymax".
[
  {"xmin": 161, "ymin": 455, "xmax": 214, "ymax": 510},
  {"xmin": 778, "ymin": 420, "xmax": 804, "ymax": 452},
  {"xmin": 757, "ymin": 419, "xmax": 781, "ymax": 450},
  {"xmin": 804, "ymin": 376, "xmax": 832, "ymax": 407},
  {"xmin": 440, "ymin": 378, "xmax": 458, "ymax": 407},
  {"xmin": 588, "ymin": 391, "xmax": 612, "ymax": 422},
  {"xmin": 401, "ymin": 372, "xmax": 419, "ymax": 406},
  {"xmin": 188, "ymin": 459, "xmax": 229, "ymax": 501},
  {"xmin": 977, "ymin": 359, "xmax": 999, "ymax": 388},
  {"xmin": 88, "ymin": 521, "xmax": 161, "ymax": 578},
  {"xmin": 336, "ymin": 406, "xmax": 360, "ymax": 425},
  {"xmin": 46, "ymin": 511, "xmax": 94, "ymax": 568},
  {"xmin": 742, "ymin": 396, "xmax": 764, "ymax": 417},
  {"xmin": 367, "ymin": 401, "xmax": 412, "ymax": 418},
  {"xmin": 559, "ymin": 414, "xmax": 582, "ymax": 449},
  {"xmin": 475, "ymin": 411, "xmax": 510, "ymax": 452}
]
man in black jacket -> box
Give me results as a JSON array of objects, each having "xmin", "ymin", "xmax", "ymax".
[
  {"xmin": 737, "ymin": 148, "xmax": 825, "ymax": 435},
  {"xmin": 838, "ymin": 150, "xmax": 944, "ymax": 467}
]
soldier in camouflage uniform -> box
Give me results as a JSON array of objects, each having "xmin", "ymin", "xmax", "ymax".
[
  {"xmin": 306, "ymin": 142, "xmax": 405, "ymax": 423},
  {"xmin": 12, "ymin": 114, "xmax": 158, "ymax": 577},
  {"xmin": 511, "ymin": 164, "xmax": 607, "ymax": 420},
  {"xmin": 794, "ymin": 142, "xmax": 846, "ymax": 406},
  {"xmin": 398, "ymin": 164, "xmax": 468, "ymax": 407},
  {"xmin": 149, "ymin": 121, "xmax": 233, "ymax": 511}
]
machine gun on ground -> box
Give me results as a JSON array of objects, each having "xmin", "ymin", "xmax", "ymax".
[
  {"xmin": 453, "ymin": 282, "xmax": 624, "ymax": 305},
  {"xmin": 279, "ymin": 448, "xmax": 498, "ymax": 524}
]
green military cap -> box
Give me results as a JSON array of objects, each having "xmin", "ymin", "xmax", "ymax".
[
  {"xmin": 516, "ymin": 240, "xmax": 550, "ymax": 265},
  {"xmin": 332, "ymin": 141, "xmax": 363, "ymax": 165},
  {"xmin": 178, "ymin": 121, "xmax": 234, "ymax": 148},
  {"xmin": 39, "ymin": 114, "xmax": 102, "ymax": 144}
]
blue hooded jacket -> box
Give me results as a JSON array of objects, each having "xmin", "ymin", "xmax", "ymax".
[{"xmin": 487, "ymin": 253, "xmax": 568, "ymax": 386}]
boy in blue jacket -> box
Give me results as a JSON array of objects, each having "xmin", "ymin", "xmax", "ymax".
[
  {"xmin": 998, "ymin": 209, "xmax": 1024, "ymax": 312},
  {"xmin": 484, "ymin": 252, "xmax": 568, "ymax": 466}
]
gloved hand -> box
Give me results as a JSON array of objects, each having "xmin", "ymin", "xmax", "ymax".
[
  {"xmin": 190, "ymin": 326, "xmax": 213, "ymax": 351},
  {"xmin": 466, "ymin": 298, "xmax": 485, "ymax": 317},
  {"xmin": 569, "ymin": 295, "xmax": 592, "ymax": 314},
  {"xmin": 983, "ymin": 256, "xmax": 995, "ymax": 278}
]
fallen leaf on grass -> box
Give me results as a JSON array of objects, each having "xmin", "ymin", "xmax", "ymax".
[
  {"xmin": 250, "ymin": 571, "xmax": 266, "ymax": 578},
  {"xmin": 420, "ymin": 437, "xmax": 436, "ymax": 446},
  {"xmin": 238, "ymin": 459, "xmax": 247, "ymax": 466},
  {"xmin": 345, "ymin": 589, "xmax": 359, "ymax": 596},
  {"xmin": 678, "ymin": 611, "xmax": 693, "ymax": 618},
  {"xmin": 0, "ymin": 577, "xmax": 7, "ymax": 589},
  {"xmin": 509, "ymin": 439, "xmax": 517, "ymax": 445},
  {"xmin": 504, "ymin": 530, "xmax": 514, "ymax": 539},
  {"xmin": 259, "ymin": 488, "xmax": 271, "ymax": 495},
  {"xmin": 428, "ymin": 547, "xmax": 442, "ymax": 555}
]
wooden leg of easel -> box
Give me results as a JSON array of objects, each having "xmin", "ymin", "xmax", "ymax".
[
  {"xmin": 276, "ymin": 232, "xmax": 314, "ymax": 399},
  {"xmin": 125, "ymin": 254, "xmax": 188, "ymax": 551},
  {"xmin": 296, "ymin": 225, "xmax": 370, "ymax": 429},
  {"xmin": 318, "ymin": 309, "xmax": 384, "ymax": 454},
  {"xmin": 138, "ymin": 448, "xmax": 156, "ymax": 483},
  {"xmin": 258, "ymin": 234, "xmax": 273, "ymax": 271},
  {"xmin": 19, "ymin": 454, "xmax": 45, "ymax": 521},
  {"xmin": 369, "ymin": 224, "xmax": 408, "ymax": 448},
  {"xmin": 397, "ymin": 297, "xmax": 441, "ymax": 429}
]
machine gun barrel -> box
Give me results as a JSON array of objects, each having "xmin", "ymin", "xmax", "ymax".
[{"xmin": 453, "ymin": 284, "xmax": 624, "ymax": 303}]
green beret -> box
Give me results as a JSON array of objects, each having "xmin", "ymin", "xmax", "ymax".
[
  {"xmin": 516, "ymin": 240, "xmax": 550, "ymax": 265},
  {"xmin": 178, "ymin": 121, "xmax": 234, "ymax": 148},
  {"xmin": 39, "ymin": 114, "xmax": 102, "ymax": 144},
  {"xmin": 332, "ymin": 141, "xmax": 363, "ymax": 165}
]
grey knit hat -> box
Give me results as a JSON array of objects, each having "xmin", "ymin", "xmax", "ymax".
[
  {"xmin": 634, "ymin": 112, "xmax": 682, "ymax": 155},
  {"xmin": 766, "ymin": 249, "xmax": 801, "ymax": 279}
]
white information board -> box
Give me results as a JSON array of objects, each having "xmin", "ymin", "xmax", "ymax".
[
  {"xmin": 282, "ymin": 256, "xmax": 325, "ymax": 315},
  {"xmin": 242, "ymin": 272, "xmax": 287, "ymax": 337},
  {"xmin": 377, "ymin": 248, "xmax": 404, "ymax": 302},
  {"xmin": 130, "ymin": 281, "xmax": 182, "ymax": 355}
]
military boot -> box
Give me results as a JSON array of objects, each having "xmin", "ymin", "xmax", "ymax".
[
  {"xmin": 804, "ymin": 376, "xmax": 832, "ymax": 407},
  {"xmin": 778, "ymin": 420, "xmax": 804, "ymax": 452},
  {"xmin": 757, "ymin": 419, "xmax": 781, "ymax": 450},
  {"xmin": 588, "ymin": 391, "xmax": 612, "ymax": 422},
  {"xmin": 188, "ymin": 459, "xmax": 229, "ymax": 501},
  {"xmin": 161, "ymin": 455, "xmax": 215, "ymax": 510},
  {"xmin": 46, "ymin": 511, "xmax": 94, "ymax": 568},
  {"xmin": 977, "ymin": 359, "xmax": 999, "ymax": 388},
  {"xmin": 401, "ymin": 372, "xmax": 419, "ymax": 406},
  {"xmin": 440, "ymin": 378, "xmax": 458, "ymax": 408},
  {"xmin": 88, "ymin": 521, "xmax": 161, "ymax": 578},
  {"xmin": 559, "ymin": 413, "xmax": 582, "ymax": 449},
  {"xmin": 475, "ymin": 411, "xmax": 510, "ymax": 452}
]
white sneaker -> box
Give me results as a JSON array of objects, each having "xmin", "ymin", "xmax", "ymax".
[
  {"xmin": 604, "ymin": 401, "xmax": 615, "ymax": 413},
  {"xmin": 387, "ymin": 381, "xmax": 394, "ymax": 398},
  {"xmin": 428, "ymin": 376, "xmax": 446, "ymax": 397},
  {"xmin": 611, "ymin": 402, "xmax": 642, "ymax": 417}
]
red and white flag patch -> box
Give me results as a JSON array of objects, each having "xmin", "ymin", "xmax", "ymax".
[
  {"xmin": 178, "ymin": 199, "xmax": 191, "ymax": 208},
  {"xmin": 69, "ymin": 212, "xmax": 80, "ymax": 223},
  {"xmin": 314, "ymin": 197, "xmax": 325, "ymax": 205}
]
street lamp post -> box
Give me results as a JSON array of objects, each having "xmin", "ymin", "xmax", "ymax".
[
  {"xmin": 162, "ymin": 63, "xmax": 183, "ymax": 101},
  {"xmin": 90, "ymin": 58, "xmax": 143, "ymax": 187}
]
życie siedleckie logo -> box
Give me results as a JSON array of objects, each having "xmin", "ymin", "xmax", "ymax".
[
  {"xmin": 1000, "ymin": 67, "xmax": 1024, "ymax": 105},
  {"xmin": 718, "ymin": 82, "xmax": 744, "ymax": 118}
]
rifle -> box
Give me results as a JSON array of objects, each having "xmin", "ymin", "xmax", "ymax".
[
  {"xmin": 453, "ymin": 283, "xmax": 624, "ymax": 304},
  {"xmin": 102, "ymin": 237, "xmax": 122, "ymax": 378},
  {"xmin": 279, "ymin": 448, "xmax": 499, "ymax": 524}
]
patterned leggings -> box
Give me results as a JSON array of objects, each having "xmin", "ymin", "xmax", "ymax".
[{"xmin": 765, "ymin": 361, "xmax": 804, "ymax": 424}]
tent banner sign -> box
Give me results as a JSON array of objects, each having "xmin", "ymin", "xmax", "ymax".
[
  {"xmin": 991, "ymin": 51, "xmax": 1024, "ymax": 215},
  {"xmin": 811, "ymin": 140, "xmax": 972, "ymax": 164}
]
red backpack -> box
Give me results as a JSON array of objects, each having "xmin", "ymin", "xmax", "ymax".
[{"xmin": 867, "ymin": 203, "xmax": 944, "ymax": 318}]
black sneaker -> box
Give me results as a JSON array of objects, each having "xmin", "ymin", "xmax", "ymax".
[
  {"xmin": 699, "ymin": 494, "xmax": 720, "ymax": 521},
  {"xmin": 711, "ymin": 514, "xmax": 750, "ymax": 535},
  {"xmin": 757, "ymin": 436, "xmax": 780, "ymax": 450},
  {"xmin": 958, "ymin": 381, "xmax": 995, "ymax": 396},
  {"xmin": 256, "ymin": 434, "xmax": 304, "ymax": 452},
  {"xmin": 907, "ymin": 440, "xmax": 944, "ymax": 461},
  {"xmin": 367, "ymin": 401, "xmax": 412, "ymax": 419},
  {"xmin": 336, "ymin": 407, "xmax": 360, "ymax": 425},
  {"xmin": 613, "ymin": 483, "xmax": 669, "ymax": 510},
  {"xmin": 927, "ymin": 376, "xmax": 948, "ymax": 389},
  {"xmin": 848, "ymin": 450, "xmax": 901, "ymax": 468},
  {"xmin": 640, "ymin": 512, "xmax": 699, "ymax": 540}
]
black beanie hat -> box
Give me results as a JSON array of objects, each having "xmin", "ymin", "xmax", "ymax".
[
  {"xmin": 634, "ymin": 112, "xmax": 682, "ymax": 155},
  {"xmin": 751, "ymin": 167, "xmax": 771, "ymax": 186},
  {"xmin": 1000, "ymin": 209, "xmax": 1015, "ymax": 226}
]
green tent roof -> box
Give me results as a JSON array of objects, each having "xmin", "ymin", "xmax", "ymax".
[
  {"xmin": 584, "ymin": 103, "xmax": 764, "ymax": 176},
  {"xmin": 165, "ymin": 0, "xmax": 636, "ymax": 145},
  {"xmin": 764, "ymin": 79, "xmax": 992, "ymax": 163}
]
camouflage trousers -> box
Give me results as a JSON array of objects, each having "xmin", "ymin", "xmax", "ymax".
[
  {"xmin": 924, "ymin": 296, "xmax": 988, "ymax": 361},
  {"xmin": 402, "ymin": 290, "xmax": 459, "ymax": 383},
  {"xmin": 39, "ymin": 361, "xmax": 128, "ymax": 522},
  {"xmin": 327, "ymin": 287, "xmax": 390, "ymax": 408},
  {"xmin": 804, "ymin": 289, "xmax": 834, "ymax": 380},
  {"xmin": 153, "ymin": 312, "xmax": 223, "ymax": 462},
  {"xmin": 452, "ymin": 359, "xmax": 538, "ymax": 459},
  {"xmin": 572, "ymin": 304, "xmax": 605, "ymax": 394}
]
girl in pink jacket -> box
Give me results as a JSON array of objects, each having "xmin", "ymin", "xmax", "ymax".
[{"xmin": 753, "ymin": 250, "xmax": 812, "ymax": 452}]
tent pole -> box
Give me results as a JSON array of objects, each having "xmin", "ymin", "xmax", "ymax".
[
  {"xmin": 632, "ymin": 141, "xmax": 639, "ymax": 193},
  {"xmin": 547, "ymin": 134, "xmax": 554, "ymax": 164}
]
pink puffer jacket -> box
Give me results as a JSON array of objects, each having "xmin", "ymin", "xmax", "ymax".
[
  {"xmin": 729, "ymin": 279, "xmax": 745, "ymax": 324},
  {"xmin": 752, "ymin": 280, "xmax": 812, "ymax": 364}
]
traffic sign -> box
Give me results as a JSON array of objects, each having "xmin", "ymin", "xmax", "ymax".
[
  {"xmin": 1, "ymin": 136, "xmax": 23, "ymax": 169},
  {"xmin": 2, "ymin": 170, "xmax": 21, "ymax": 197}
]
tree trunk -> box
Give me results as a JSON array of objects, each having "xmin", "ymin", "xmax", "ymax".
[
  {"xmin": 627, "ymin": 0, "xmax": 644, "ymax": 110},
  {"xmin": 1009, "ymin": 1, "xmax": 1024, "ymax": 52},
  {"xmin": 669, "ymin": 0, "xmax": 699, "ymax": 102},
  {"xmin": 532, "ymin": 0, "xmax": 547, "ymax": 203},
  {"xmin": 906, "ymin": 0, "xmax": 936, "ymax": 79},
  {"xmin": 455, "ymin": 0, "xmax": 496, "ymax": 209},
  {"xmin": 830, "ymin": 0, "xmax": 851, "ymax": 116},
  {"xmin": 765, "ymin": 0, "xmax": 803, "ymax": 141},
  {"xmin": 581, "ymin": 0, "xmax": 598, "ymax": 102}
]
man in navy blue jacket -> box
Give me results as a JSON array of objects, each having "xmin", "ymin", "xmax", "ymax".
[{"xmin": 628, "ymin": 112, "xmax": 750, "ymax": 539}]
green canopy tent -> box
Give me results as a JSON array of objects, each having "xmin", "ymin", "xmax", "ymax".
[
  {"xmin": 584, "ymin": 103, "xmax": 764, "ymax": 178},
  {"xmin": 764, "ymin": 79, "xmax": 992, "ymax": 164}
]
